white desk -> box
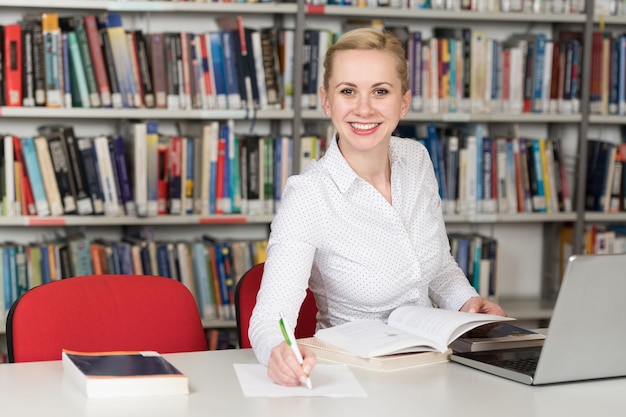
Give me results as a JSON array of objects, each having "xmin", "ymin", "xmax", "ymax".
[{"xmin": 1, "ymin": 349, "xmax": 625, "ymax": 417}]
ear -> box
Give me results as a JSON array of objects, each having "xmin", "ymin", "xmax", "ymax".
[
  {"xmin": 320, "ymin": 86, "xmax": 329, "ymax": 115},
  {"xmin": 401, "ymin": 89, "xmax": 411, "ymax": 117}
]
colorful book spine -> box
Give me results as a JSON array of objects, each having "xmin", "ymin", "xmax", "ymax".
[
  {"xmin": 3, "ymin": 136, "xmax": 16, "ymax": 216},
  {"xmin": 109, "ymin": 135, "xmax": 135, "ymax": 216},
  {"xmin": 220, "ymin": 30, "xmax": 242, "ymax": 110},
  {"xmin": 12, "ymin": 136, "xmax": 36, "ymax": 215},
  {"xmin": 41, "ymin": 13, "xmax": 62, "ymax": 107},
  {"xmin": 209, "ymin": 32, "xmax": 228, "ymax": 110},
  {"xmin": 84, "ymin": 15, "xmax": 112, "ymax": 107},
  {"xmin": 185, "ymin": 137, "xmax": 195, "ymax": 215},
  {"xmin": 168, "ymin": 136, "xmax": 183, "ymax": 215},
  {"xmin": 67, "ymin": 31, "xmax": 91, "ymax": 108},
  {"xmin": 77, "ymin": 137, "xmax": 105, "ymax": 215},
  {"xmin": 146, "ymin": 120, "xmax": 159, "ymax": 217},
  {"xmin": 21, "ymin": 137, "xmax": 50, "ymax": 216},
  {"xmin": 46, "ymin": 134, "xmax": 78, "ymax": 214},
  {"xmin": 4, "ymin": 24, "xmax": 23, "ymax": 107},
  {"xmin": 133, "ymin": 122, "xmax": 148, "ymax": 217},
  {"xmin": 33, "ymin": 136, "xmax": 64, "ymax": 217},
  {"xmin": 105, "ymin": 13, "xmax": 134, "ymax": 108}
]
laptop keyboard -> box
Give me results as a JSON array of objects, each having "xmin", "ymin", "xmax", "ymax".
[{"xmin": 492, "ymin": 357, "xmax": 539, "ymax": 374}]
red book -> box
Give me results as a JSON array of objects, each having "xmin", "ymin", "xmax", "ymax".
[
  {"xmin": 4, "ymin": 24, "xmax": 22, "ymax": 106},
  {"xmin": 168, "ymin": 136, "xmax": 183, "ymax": 215},
  {"xmin": 199, "ymin": 33, "xmax": 214, "ymax": 108},
  {"xmin": 214, "ymin": 138, "xmax": 226, "ymax": 215},
  {"xmin": 84, "ymin": 15, "xmax": 112, "ymax": 107},
  {"xmin": 12, "ymin": 136, "xmax": 37, "ymax": 215}
]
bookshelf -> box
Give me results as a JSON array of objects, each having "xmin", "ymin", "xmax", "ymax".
[{"xmin": 0, "ymin": 0, "xmax": 615, "ymax": 356}]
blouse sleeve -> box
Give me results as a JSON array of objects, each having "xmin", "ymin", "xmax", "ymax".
[{"xmin": 249, "ymin": 172, "xmax": 322, "ymax": 365}]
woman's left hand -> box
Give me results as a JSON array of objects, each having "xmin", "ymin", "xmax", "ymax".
[{"xmin": 460, "ymin": 296, "xmax": 506, "ymax": 316}]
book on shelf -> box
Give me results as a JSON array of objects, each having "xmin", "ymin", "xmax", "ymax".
[
  {"xmin": 298, "ymin": 336, "xmax": 451, "ymax": 372},
  {"xmin": 41, "ymin": 13, "xmax": 62, "ymax": 108},
  {"xmin": 38, "ymin": 125, "xmax": 94, "ymax": 215},
  {"xmin": 2, "ymin": 136, "xmax": 17, "ymax": 217},
  {"xmin": 21, "ymin": 137, "xmax": 50, "ymax": 216},
  {"xmin": 4, "ymin": 23, "xmax": 23, "ymax": 107},
  {"xmin": 84, "ymin": 14, "xmax": 112, "ymax": 108},
  {"xmin": 62, "ymin": 350, "xmax": 189, "ymax": 398},
  {"xmin": 109, "ymin": 135, "xmax": 135, "ymax": 216},
  {"xmin": 12, "ymin": 135, "xmax": 37, "ymax": 216},
  {"xmin": 19, "ymin": 19, "xmax": 36, "ymax": 107},
  {"xmin": 76, "ymin": 137, "xmax": 105, "ymax": 215},
  {"xmin": 314, "ymin": 305, "xmax": 513, "ymax": 359},
  {"xmin": 104, "ymin": 13, "xmax": 135, "ymax": 108},
  {"xmin": 45, "ymin": 133, "xmax": 78, "ymax": 214},
  {"xmin": 449, "ymin": 322, "xmax": 545, "ymax": 353},
  {"xmin": 148, "ymin": 32, "xmax": 167, "ymax": 109}
]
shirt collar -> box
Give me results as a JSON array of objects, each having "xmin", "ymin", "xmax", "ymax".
[{"xmin": 319, "ymin": 134, "xmax": 406, "ymax": 194}]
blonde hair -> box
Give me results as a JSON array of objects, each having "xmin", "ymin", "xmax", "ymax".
[{"xmin": 323, "ymin": 27, "xmax": 409, "ymax": 94}]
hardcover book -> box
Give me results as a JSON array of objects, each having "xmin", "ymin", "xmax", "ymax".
[
  {"xmin": 449, "ymin": 322, "xmax": 545, "ymax": 353},
  {"xmin": 298, "ymin": 337, "xmax": 451, "ymax": 372},
  {"xmin": 62, "ymin": 350, "xmax": 189, "ymax": 398}
]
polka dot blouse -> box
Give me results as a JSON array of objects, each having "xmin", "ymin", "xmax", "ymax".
[{"xmin": 249, "ymin": 135, "xmax": 478, "ymax": 365}]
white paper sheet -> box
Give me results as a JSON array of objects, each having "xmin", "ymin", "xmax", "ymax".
[{"xmin": 233, "ymin": 363, "xmax": 368, "ymax": 398}]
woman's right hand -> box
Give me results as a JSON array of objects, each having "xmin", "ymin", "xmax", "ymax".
[{"xmin": 267, "ymin": 341, "xmax": 317, "ymax": 387}]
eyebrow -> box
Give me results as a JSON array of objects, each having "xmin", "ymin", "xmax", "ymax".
[{"xmin": 335, "ymin": 81, "xmax": 394, "ymax": 88}]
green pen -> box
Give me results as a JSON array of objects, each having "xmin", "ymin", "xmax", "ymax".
[{"xmin": 279, "ymin": 312, "xmax": 312, "ymax": 389}]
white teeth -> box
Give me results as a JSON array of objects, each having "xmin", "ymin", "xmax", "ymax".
[{"xmin": 351, "ymin": 123, "xmax": 378, "ymax": 130}]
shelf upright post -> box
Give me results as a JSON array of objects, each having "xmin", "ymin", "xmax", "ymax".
[
  {"xmin": 572, "ymin": 0, "xmax": 595, "ymax": 255},
  {"xmin": 291, "ymin": 0, "xmax": 306, "ymax": 174}
]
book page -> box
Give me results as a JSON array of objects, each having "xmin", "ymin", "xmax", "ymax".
[
  {"xmin": 314, "ymin": 319, "xmax": 441, "ymax": 358},
  {"xmin": 388, "ymin": 306, "xmax": 513, "ymax": 349}
]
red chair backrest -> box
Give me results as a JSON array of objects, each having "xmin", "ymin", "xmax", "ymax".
[
  {"xmin": 235, "ymin": 263, "xmax": 318, "ymax": 349},
  {"xmin": 7, "ymin": 274, "xmax": 208, "ymax": 363}
]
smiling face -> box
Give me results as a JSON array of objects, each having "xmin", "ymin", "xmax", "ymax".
[{"xmin": 320, "ymin": 48, "xmax": 411, "ymax": 157}]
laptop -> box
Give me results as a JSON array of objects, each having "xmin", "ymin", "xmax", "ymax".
[{"xmin": 450, "ymin": 253, "xmax": 626, "ymax": 385}]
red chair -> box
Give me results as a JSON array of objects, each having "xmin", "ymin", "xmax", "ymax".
[
  {"xmin": 235, "ymin": 262, "xmax": 318, "ymax": 349},
  {"xmin": 6, "ymin": 274, "xmax": 208, "ymax": 363}
]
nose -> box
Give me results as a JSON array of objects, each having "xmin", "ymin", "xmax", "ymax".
[{"xmin": 355, "ymin": 94, "xmax": 375, "ymax": 115}]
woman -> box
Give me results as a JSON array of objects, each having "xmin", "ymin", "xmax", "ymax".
[{"xmin": 249, "ymin": 27, "xmax": 505, "ymax": 387}]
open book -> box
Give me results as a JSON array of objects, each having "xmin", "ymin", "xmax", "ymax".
[{"xmin": 314, "ymin": 305, "xmax": 513, "ymax": 358}]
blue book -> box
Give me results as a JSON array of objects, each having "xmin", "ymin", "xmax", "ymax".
[
  {"xmin": 117, "ymin": 241, "xmax": 134, "ymax": 275},
  {"xmin": 219, "ymin": 30, "xmax": 241, "ymax": 110},
  {"xmin": 531, "ymin": 33, "xmax": 547, "ymax": 113},
  {"xmin": 209, "ymin": 32, "xmax": 227, "ymax": 110},
  {"xmin": 471, "ymin": 234, "xmax": 482, "ymax": 292},
  {"xmin": 619, "ymin": 35, "xmax": 626, "ymax": 115},
  {"xmin": 156, "ymin": 243, "xmax": 171, "ymax": 278},
  {"xmin": 531, "ymin": 139, "xmax": 547, "ymax": 213},
  {"xmin": 110, "ymin": 135, "xmax": 135, "ymax": 216},
  {"xmin": 448, "ymin": 37, "xmax": 457, "ymax": 112},
  {"xmin": 450, "ymin": 233, "xmax": 470, "ymax": 278},
  {"xmin": 3, "ymin": 247, "xmax": 13, "ymax": 313},
  {"xmin": 21, "ymin": 137, "xmax": 50, "ymax": 216},
  {"xmin": 40, "ymin": 244, "xmax": 51, "ymax": 284},
  {"xmin": 77, "ymin": 137, "xmax": 105, "ymax": 215},
  {"xmin": 424, "ymin": 124, "xmax": 445, "ymax": 200},
  {"xmin": 191, "ymin": 242, "xmax": 217, "ymax": 320}
]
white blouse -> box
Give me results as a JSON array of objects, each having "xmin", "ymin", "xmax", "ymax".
[{"xmin": 249, "ymin": 135, "xmax": 478, "ymax": 365}]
